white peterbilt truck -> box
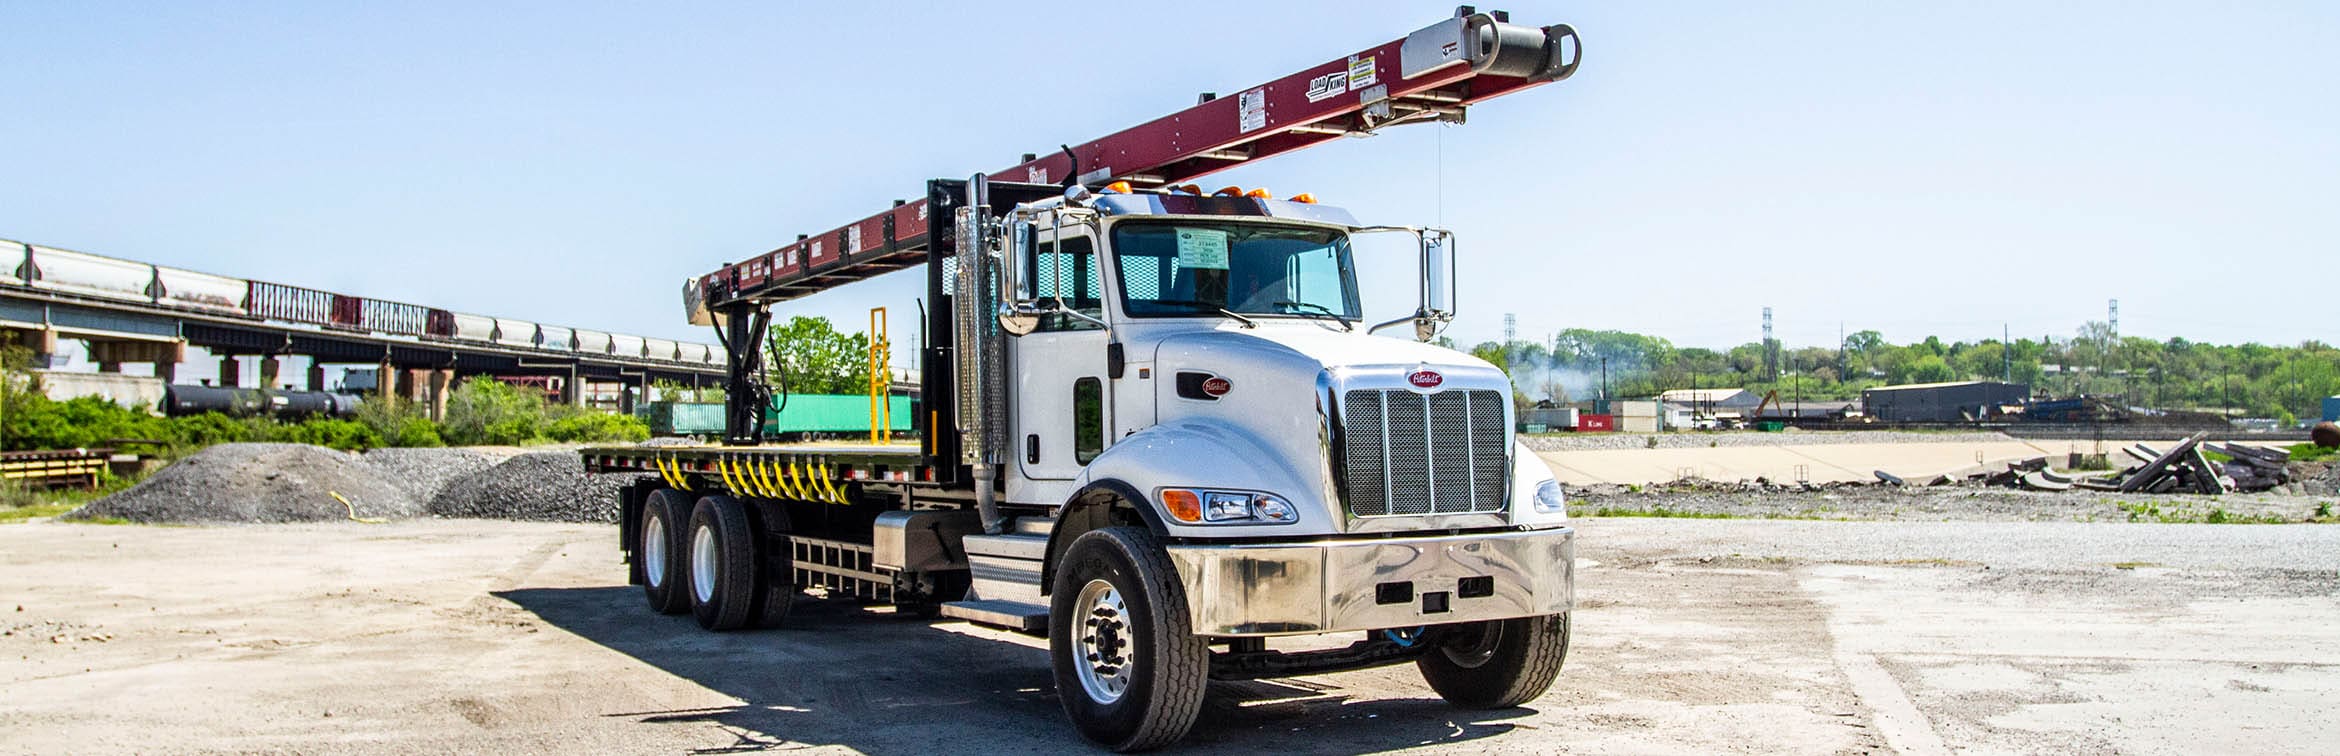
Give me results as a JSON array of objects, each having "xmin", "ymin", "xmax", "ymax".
[{"xmin": 582, "ymin": 8, "xmax": 1583, "ymax": 750}]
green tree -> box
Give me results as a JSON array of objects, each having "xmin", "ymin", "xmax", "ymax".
[{"xmin": 766, "ymin": 316, "xmax": 873, "ymax": 395}]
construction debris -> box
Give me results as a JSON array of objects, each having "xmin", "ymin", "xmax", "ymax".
[
  {"xmin": 2209, "ymin": 442, "xmax": 2294, "ymax": 492},
  {"xmin": 1886, "ymin": 433, "xmax": 2298, "ymax": 495}
]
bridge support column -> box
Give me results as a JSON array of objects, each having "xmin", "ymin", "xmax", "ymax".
[
  {"xmin": 218, "ymin": 355, "xmax": 241, "ymax": 388},
  {"xmin": 426, "ymin": 369, "xmax": 452, "ymax": 423},
  {"xmin": 97, "ymin": 361, "xmax": 121, "ymax": 373},
  {"xmin": 377, "ymin": 359, "xmax": 395, "ymax": 405},
  {"xmin": 156, "ymin": 361, "xmax": 176, "ymax": 384},
  {"xmin": 259, "ymin": 356, "xmax": 281, "ymax": 391},
  {"xmin": 307, "ymin": 364, "xmax": 325, "ymax": 392},
  {"xmin": 563, "ymin": 367, "xmax": 582, "ymax": 406}
]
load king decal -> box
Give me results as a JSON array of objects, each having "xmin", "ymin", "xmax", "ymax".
[{"xmin": 1306, "ymin": 55, "xmax": 1378, "ymax": 103}]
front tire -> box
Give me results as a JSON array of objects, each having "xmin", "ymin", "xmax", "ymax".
[
  {"xmin": 1416, "ymin": 613, "xmax": 1571, "ymax": 709},
  {"xmin": 639, "ymin": 489, "xmax": 693, "ymax": 615},
  {"xmin": 687, "ymin": 495, "xmax": 762, "ymax": 631},
  {"xmin": 1048, "ymin": 527, "xmax": 1208, "ymax": 752}
]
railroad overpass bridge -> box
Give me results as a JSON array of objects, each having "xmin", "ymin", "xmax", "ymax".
[{"xmin": 3, "ymin": 237, "xmax": 726, "ymax": 414}]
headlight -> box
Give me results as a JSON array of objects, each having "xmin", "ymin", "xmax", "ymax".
[
  {"xmin": 1532, "ymin": 479, "xmax": 1565, "ymax": 514},
  {"xmin": 1159, "ymin": 488, "xmax": 1298, "ymax": 524}
]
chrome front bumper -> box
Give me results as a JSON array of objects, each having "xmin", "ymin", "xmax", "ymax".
[{"xmin": 1164, "ymin": 526, "xmax": 1575, "ymax": 637}]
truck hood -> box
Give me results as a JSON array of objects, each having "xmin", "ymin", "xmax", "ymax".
[{"xmin": 1149, "ymin": 324, "xmax": 1496, "ymax": 376}]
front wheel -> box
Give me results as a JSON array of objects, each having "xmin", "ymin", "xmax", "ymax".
[
  {"xmin": 1416, "ymin": 613, "xmax": 1571, "ymax": 709},
  {"xmin": 1048, "ymin": 527, "xmax": 1209, "ymax": 752}
]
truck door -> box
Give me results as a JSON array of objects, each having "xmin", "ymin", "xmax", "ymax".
[{"xmin": 1012, "ymin": 233, "xmax": 1110, "ymax": 481}]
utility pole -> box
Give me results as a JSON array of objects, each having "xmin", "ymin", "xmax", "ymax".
[
  {"xmin": 2003, "ymin": 323, "xmax": 2012, "ymax": 383},
  {"xmin": 1599, "ymin": 356, "xmax": 1609, "ymax": 413}
]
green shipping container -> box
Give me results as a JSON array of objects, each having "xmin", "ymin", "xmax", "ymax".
[
  {"xmin": 638, "ymin": 395, "xmax": 914, "ymax": 437},
  {"xmin": 765, "ymin": 394, "xmax": 914, "ymax": 435},
  {"xmin": 637, "ymin": 402, "xmax": 728, "ymax": 436}
]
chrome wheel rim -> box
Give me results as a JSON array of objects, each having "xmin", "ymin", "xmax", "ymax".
[
  {"xmin": 642, "ymin": 513, "xmax": 668, "ymax": 588},
  {"xmin": 1073, "ymin": 578, "xmax": 1134, "ymax": 704},
  {"xmin": 691, "ymin": 523, "xmax": 717, "ymax": 604}
]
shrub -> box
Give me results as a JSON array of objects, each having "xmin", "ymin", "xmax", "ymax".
[
  {"xmin": 441, "ymin": 379, "xmax": 549, "ymax": 446},
  {"xmin": 282, "ymin": 418, "xmax": 384, "ymax": 451},
  {"xmin": 545, "ymin": 411, "xmax": 650, "ymax": 443}
]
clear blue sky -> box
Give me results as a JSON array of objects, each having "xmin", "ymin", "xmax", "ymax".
[{"xmin": 5, "ymin": 1, "xmax": 2333, "ymax": 365}]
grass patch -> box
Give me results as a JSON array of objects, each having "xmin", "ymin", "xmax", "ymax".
[
  {"xmin": 0, "ymin": 501, "xmax": 80, "ymax": 523},
  {"xmin": 2114, "ymin": 500, "xmax": 2292, "ymax": 524},
  {"xmin": 0, "ymin": 473, "xmax": 142, "ymax": 524},
  {"xmin": 1589, "ymin": 506, "xmax": 1741, "ymax": 519},
  {"xmin": 2287, "ymin": 443, "xmax": 2339, "ymax": 463}
]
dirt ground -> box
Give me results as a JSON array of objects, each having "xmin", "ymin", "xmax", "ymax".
[{"xmin": 3, "ymin": 518, "xmax": 2335, "ymax": 754}]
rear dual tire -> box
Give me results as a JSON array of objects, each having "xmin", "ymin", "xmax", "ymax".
[
  {"xmin": 639, "ymin": 490, "xmax": 694, "ymax": 615},
  {"xmin": 638, "ymin": 490, "xmax": 794, "ymax": 630}
]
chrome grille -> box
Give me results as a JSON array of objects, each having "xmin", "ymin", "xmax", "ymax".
[{"xmin": 1339, "ymin": 388, "xmax": 1509, "ymax": 517}]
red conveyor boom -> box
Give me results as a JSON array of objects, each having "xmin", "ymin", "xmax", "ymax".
[{"xmin": 698, "ymin": 8, "xmax": 1579, "ymax": 308}]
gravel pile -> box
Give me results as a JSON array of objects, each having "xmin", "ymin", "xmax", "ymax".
[
  {"xmin": 361, "ymin": 447, "xmax": 516, "ymax": 504},
  {"xmin": 70, "ymin": 443, "xmax": 422, "ymax": 524},
  {"xmin": 429, "ymin": 451, "xmax": 641, "ymax": 523},
  {"xmin": 1524, "ymin": 430, "xmax": 2015, "ymax": 452}
]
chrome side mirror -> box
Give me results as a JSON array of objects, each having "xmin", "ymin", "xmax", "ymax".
[
  {"xmin": 997, "ymin": 304, "xmax": 1042, "ymax": 336},
  {"xmin": 1423, "ymin": 230, "xmax": 1455, "ymax": 317}
]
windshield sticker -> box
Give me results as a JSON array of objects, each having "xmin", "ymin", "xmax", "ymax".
[{"xmin": 1175, "ymin": 228, "xmax": 1231, "ymax": 270}]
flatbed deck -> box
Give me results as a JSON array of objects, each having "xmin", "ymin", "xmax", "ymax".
[{"xmin": 583, "ymin": 441, "xmax": 938, "ymax": 504}]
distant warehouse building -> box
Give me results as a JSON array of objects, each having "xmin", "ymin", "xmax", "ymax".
[{"xmin": 1861, "ymin": 380, "xmax": 2029, "ymax": 423}]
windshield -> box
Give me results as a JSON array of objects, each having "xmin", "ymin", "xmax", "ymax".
[{"xmin": 1110, "ymin": 221, "xmax": 1360, "ymax": 319}]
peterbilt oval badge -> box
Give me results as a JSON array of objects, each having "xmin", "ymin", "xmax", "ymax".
[
  {"xmin": 1408, "ymin": 369, "xmax": 1444, "ymax": 388},
  {"xmin": 1201, "ymin": 377, "xmax": 1233, "ymax": 396}
]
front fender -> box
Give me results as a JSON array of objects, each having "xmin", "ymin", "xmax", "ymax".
[{"xmin": 1076, "ymin": 417, "xmax": 1337, "ymax": 539}]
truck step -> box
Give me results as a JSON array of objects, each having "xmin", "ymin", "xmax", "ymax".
[
  {"xmin": 962, "ymin": 532, "xmax": 1048, "ymax": 560},
  {"xmin": 963, "ymin": 533, "xmax": 1048, "ymax": 605},
  {"xmin": 1010, "ymin": 516, "xmax": 1056, "ymax": 537},
  {"xmin": 940, "ymin": 599, "xmax": 1049, "ymax": 634}
]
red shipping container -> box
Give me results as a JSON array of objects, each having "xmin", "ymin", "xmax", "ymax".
[{"xmin": 1576, "ymin": 414, "xmax": 1615, "ymax": 432}]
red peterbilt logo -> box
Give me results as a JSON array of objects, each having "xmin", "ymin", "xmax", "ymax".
[
  {"xmin": 1201, "ymin": 377, "xmax": 1233, "ymax": 396},
  {"xmin": 1407, "ymin": 369, "xmax": 1444, "ymax": 388}
]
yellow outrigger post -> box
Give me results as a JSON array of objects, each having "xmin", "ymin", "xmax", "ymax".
[{"xmin": 868, "ymin": 307, "xmax": 892, "ymax": 445}]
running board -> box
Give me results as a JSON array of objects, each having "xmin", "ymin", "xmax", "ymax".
[{"xmin": 940, "ymin": 599, "xmax": 1049, "ymax": 634}]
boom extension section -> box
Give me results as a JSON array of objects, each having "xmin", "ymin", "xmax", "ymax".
[{"xmin": 687, "ymin": 8, "xmax": 1579, "ymax": 316}]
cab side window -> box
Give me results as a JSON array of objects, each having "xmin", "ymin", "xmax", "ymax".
[{"xmin": 1031, "ymin": 236, "xmax": 1104, "ymax": 331}]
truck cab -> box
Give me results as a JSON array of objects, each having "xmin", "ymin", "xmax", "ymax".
[{"xmin": 952, "ymin": 182, "xmax": 1575, "ymax": 747}]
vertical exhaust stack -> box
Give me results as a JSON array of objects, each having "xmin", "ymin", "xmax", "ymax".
[{"xmin": 953, "ymin": 175, "xmax": 1004, "ymax": 533}]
